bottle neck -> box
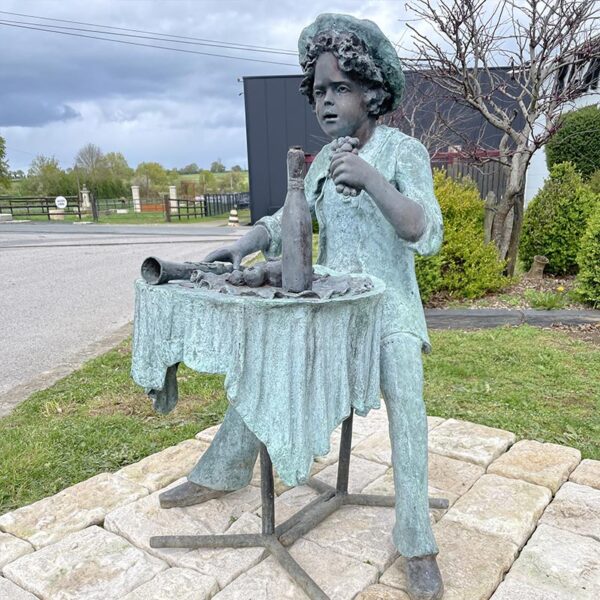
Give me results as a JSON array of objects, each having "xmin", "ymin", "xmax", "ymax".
[{"xmin": 288, "ymin": 177, "xmax": 304, "ymax": 190}]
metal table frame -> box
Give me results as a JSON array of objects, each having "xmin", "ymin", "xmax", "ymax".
[{"xmin": 151, "ymin": 409, "xmax": 449, "ymax": 600}]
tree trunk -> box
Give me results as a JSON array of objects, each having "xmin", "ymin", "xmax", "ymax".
[{"xmin": 490, "ymin": 152, "xmax": 530, "ymax": 276}]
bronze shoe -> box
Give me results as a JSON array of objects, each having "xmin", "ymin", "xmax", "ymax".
[
  {"xmin": 404, "ymin": 554, "xmax": 444, "ymax": 600},
  {"xmin": 159, "ymin": 481, "xmax": 226, "ymax": 509}
]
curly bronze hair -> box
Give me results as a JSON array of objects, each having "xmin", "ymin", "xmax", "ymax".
[{"xmin": 299, "ymin": 31, "xmax": 393, "ymax": 117}]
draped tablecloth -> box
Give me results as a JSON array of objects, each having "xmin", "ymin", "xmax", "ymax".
[{"xmin": 131, "ymin": 270, "xmax": 385, "ymax": 486}]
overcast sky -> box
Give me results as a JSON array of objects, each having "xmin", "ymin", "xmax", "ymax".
[{"xmin": 0, "ymin": 0, "xmax": 415, "ymax": 172}]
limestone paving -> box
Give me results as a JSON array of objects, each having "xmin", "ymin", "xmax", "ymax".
[
  {"xmin": 0, "ymin": 414, "xmax": 593, "ymax": 599},
  {"xmin": 0, "ymin": 531, "xmax": 33, "ymax": 569},
  {"xmin": 487, "ymin": 439, "xmax": 580, "ymax": 493},
  {"xmin": 570, "ymin": 458, "xmax": 600, "ymax": 489}
]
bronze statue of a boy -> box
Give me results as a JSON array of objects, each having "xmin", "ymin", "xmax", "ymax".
[{"xmin": 160, "ymin": 13, "xmax": 444, "ymax": 600}]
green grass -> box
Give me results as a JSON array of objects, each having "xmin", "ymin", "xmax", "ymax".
[
  {"xmin": 0, "ymin": 325, "xmax": 598, "ymax": 514},
  {"xmin": 424, "ymin": 326, "xmax": 600, "ymax": 456}
]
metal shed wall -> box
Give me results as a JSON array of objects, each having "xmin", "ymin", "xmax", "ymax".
[{"xmin": 243, "ymin": 75, "xmax": 324, "ymax": 223}]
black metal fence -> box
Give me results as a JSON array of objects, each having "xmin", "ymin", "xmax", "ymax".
[
  {"xmin": 0, "ymin": 195, "xmax": 85, "ymax": 220},
  {"xmin": 170, "ymin": 193, "xmax": 250, "ymax": 220},
  {"xmin": 0, "ymin": 192, "xmax": 250, "ymax": 223},
  {"xmin": 431, "ymin": 152, "xmax": 508, "ymax": 201}
]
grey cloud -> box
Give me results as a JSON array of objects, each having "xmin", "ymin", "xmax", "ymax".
[{"xmin": 0, "ymin": 96, "xmax": 80, "ymax": 126}]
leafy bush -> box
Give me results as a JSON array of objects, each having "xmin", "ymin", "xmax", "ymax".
[
  {"xmin": 590, "ymin": 169, "xmax": 600, "ymax": 195},
  {"xmin": 546, "ymin": 106, "xmax": 600, "ymax": 179},
  {"xmin": 520, "ymin": 162, "xmax": 598, "ymax": 275},
  {"xmin": 575, "ymin": 205, "xmax": 600, "ymax": 307},
  {"xmin": 416, "ymin": 170, "xmax": 508, "ymax": 301}
]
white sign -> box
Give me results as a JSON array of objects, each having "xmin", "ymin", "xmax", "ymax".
[{"xmin": 55, "ymin": 196, "xmax": 68, "ymax": 209}]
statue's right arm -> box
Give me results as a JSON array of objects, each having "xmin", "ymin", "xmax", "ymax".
[
  {"xmin": 203, "ymin": 224, "xmax": 272, "ymax": 269},
  {"xmin": 204, "ymin": 148, "xmax": 328, "ymax": 267}
]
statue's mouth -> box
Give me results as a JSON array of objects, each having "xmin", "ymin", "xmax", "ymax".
[{"xmin": 323, "ymin": 113, "xmax": 338, "ymax": 121}]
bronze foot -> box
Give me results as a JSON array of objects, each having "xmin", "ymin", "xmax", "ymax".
[
  {"xmin": 404, "ymin": 554, "xmax": 444, "ymax": 600},
  {"xmin": 159, "ymin": 481, "xmax": 226, "ymax": 509}
]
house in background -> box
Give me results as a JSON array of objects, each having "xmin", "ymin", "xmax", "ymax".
[{"xmin": 525, "ymin": 54, "xmax": 600, "ymax": 203}]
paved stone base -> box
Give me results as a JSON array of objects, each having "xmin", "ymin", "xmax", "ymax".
[{"xmin": 1, "ymin": 412, "xmax": 598, "ymax": 599}]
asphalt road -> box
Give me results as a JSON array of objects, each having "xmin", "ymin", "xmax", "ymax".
[{"xmin": 0, "ymin": 221, "xmax": 245, "ymax": 413}]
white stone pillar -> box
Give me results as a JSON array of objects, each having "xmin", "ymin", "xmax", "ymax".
[
  {"xmin": 131, "ymin": 185, "xmax": 141, "ymax": 213},
  {"xmin": 168, "ymin": 185, "xmax": 178, "ymax": 214},
  {"xmin": 80, "ymin": 185, "xmax": 91, "ymax": 210}
]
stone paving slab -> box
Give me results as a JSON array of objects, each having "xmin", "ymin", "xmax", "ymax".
[
  {"xmin": 2, "ymin": 525, "xmax": 167, "ymax": 600},
  {"xmin": 172, "ymin": 512, "xmax": 267, "ymax": 589},
  {"xmin": 116, "ymin": 439, "xmax": 208, "ymax": 492},
  {"xmin": 491, "ymin": 577, "xmax": 580, "ymax": 600},
  {"xmin": 361, "ymin": 470, "xmax": 454, "ymax": 523},
  {"xmin": 121, "ymin": 567, "xmax": 219, "ymax": 600},
  {"xmin": 255, "ymin": 484, "xmax": 320, "ymax": 525},
  {"xmin": 428, "ymin": 419, "xmax": 516, "ymax": 467},
  {"xmin": 213, "ymin": 538, "xmax": 378, "ymax": 600},
  {"xmin": 0, "ymin": 577, "xmax": 39, "ymax": 600},
  {"xmin": 427, "ymin": 416, "xmax": 446, "ymax": 430},
  {"xmin": 0, "ymin": 472, "xmax": 148, "ymax": 549},
  {"xmin": 540, "ymin": 481, "xmax": 600, "ymax": 542},
  {"xmin": 356, "ymin": 583, "xmax": 410, "ymax": 599},
  {"xmin": 303, "ymin": 505, "xmax": 397, "ymax": 572},
  {"xmin": 313, "ymin": 456, "xmax": 388, "ymax": 493},
  {"xmin": 487, "ymin": 439, "xmax": 581, "ymax": 493},
  {"xmin": 3, "ymin": 413, "xmax": 595, "ymax": 600},
  {"xmin": 570, "ymin": 458, "xmax": 600, "ymax": 489},
  {"xmin": 104, "ymin": 478, "xmax": 261, "ymax": 566},
  {"xmin": 195, "ymin": 423, "xmax": 221, "ymax": 443},
  {"xmin": 443, "ymin": 473, "xmax": 552, "ymax": 547},
  {"xmin": 497, "ymin": 523, "xmax": 600, "ymax": 599},
  {"xmin": 0, "ymin": 531, "xmax": 33, "ymax": 569},
  {"xmin": 381, "ymin": 519, "xmax": 518, "ymax": 600}
]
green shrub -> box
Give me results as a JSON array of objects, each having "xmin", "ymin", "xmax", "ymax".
[
  {"xmin": 524, "ymin": 290, "xmax": 567, "ymax": 310},
  {"xmin": 575, "ymin": 205, "xmax": 600, "ymax": 307},
  {"xmin": 416, "ymin": 170, "xmax": 508, "ymax": 301},
  {"xmin": 546, "ymin": 106, "xmax": 600, "ymax": 179},
  {"xmin": 520, "ymin": 162, "xmax": 598, "ymax": 275},
  {"xmin": 590, "ymin": 169, "xmax": 600, "ymax": 195}
]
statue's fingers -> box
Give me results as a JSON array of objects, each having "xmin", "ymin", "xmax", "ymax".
[
  {"xmin": 340, "ymin": 143, "xmax": 353, "ymax": 152},
  {"xmin": 343, "ymin": 186, "xmax": 353, "ymax": 197},
  {"xmin": 336, "ymin": 184, "xmax": 345, "ymax": 194},
  {"xmin": 350, "ymin": 188, "xmax": 358, "ymax": 197},
  {"xmin": 203, "ymin": 248, "xmax": 231, "ymax": 263},
  {"xmin": 231, "ymin": 252, "xmax": 244, "ymax": 270},
  {"xmin": 352, "ymin": 148, "xmax": 358, "ymax": 154}
]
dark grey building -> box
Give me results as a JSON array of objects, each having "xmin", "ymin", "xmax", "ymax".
[
  {"xmin": 243, "ymin": 69, "xmax": 518, "ymax": 222},
  {"xmin": 243, "ymin": 75, "xmax": 322, "ymax": 223}
]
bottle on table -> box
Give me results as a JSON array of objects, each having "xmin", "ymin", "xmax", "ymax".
[{"xmin": 281, "ymin": 146, "xmax": 313, "ymax": 292}]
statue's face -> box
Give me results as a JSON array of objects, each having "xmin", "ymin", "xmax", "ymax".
[{"xmin": 313, "ymin": 52, "xmax": 369, "ymax": 139}]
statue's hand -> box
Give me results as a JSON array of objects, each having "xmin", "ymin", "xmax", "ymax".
[
  {"xmin": 203, "ymin": 225, "xmax": 270, "ymax": 270},
  {"xmin": 203, "ymin": 245, "xmax": 244, "ymax": 269},
  {"xmin": 330, "ymin": 152, "xmax": 376, "ymax": 194}
]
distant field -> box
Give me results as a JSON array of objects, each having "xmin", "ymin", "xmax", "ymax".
[{"xmin": 178, "ymin": 171, "xmax": 249, "ymax": 193}]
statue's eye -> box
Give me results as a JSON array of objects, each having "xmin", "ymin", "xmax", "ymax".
[
  {"xmin": 337, "ymin": 85, "xmax": 350, "ymax": 93},
  {"xmin": 314, "ymin": 89, "xmax": 324, "ymax": 98}
]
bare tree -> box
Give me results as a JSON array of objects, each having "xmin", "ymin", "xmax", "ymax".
[
  {"xmin": 403, "ymin": 0, "xmax": 600, "ymax": 274},
  {"xmin": 74, "ymin": 143, "xmax": 106, "ymax": 187},
  {"xmin": 381, "ymin": 73, "xmax": 486, "ymax": 155}
]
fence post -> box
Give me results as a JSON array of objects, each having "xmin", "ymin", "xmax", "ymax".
[
  {"xmin": 168, "ymin": 185, "xmax": 178, "ymax": 215},
  {"xmin": 131, "ymin": 186, "xmax": 141, "ymax": 213},
  {"xmin": 163, "ymin": 195, "xmax": 171, "ymax": 222},
  {"xmin": 91, "ymin": 193, "xmax": 99, "ymax": 222}
]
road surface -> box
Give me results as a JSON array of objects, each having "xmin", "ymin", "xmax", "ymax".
[{"xmin": 0, "ymin": 221, "xmax": 245, "ymax": 415}]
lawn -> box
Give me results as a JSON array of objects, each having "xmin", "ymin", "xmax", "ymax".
[{"xmin": 0, "ymin": 325, "xmax": 598, "ymax": 514}]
